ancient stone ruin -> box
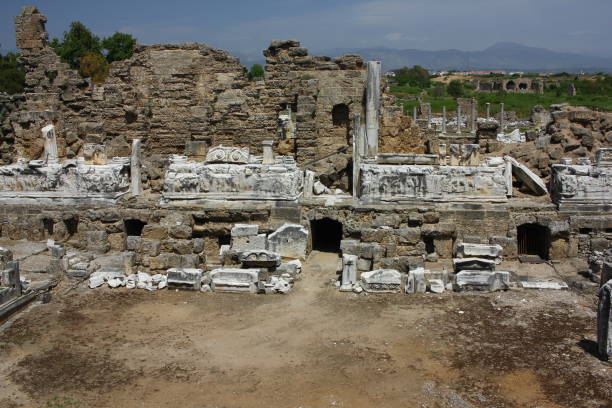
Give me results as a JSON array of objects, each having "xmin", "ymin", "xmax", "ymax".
[{"xmin": 0, "ymin": 7, "xmax": 611, "ymax": 359}]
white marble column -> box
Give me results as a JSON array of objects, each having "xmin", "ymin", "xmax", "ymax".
[
  {"xmin": 442, "ymin": 106, "xmax": 447, "ymax": 134},
  {"xmin": 456, "ymin": 105, "xmax": 461, "ymax": 133},
  {"xmin": 365, "ymin": 61, "xmax": 381, "ymax": 157},
  {"xmin": 500, "ymin": 103, "xmax": 505, "ymax": 133},
  {"xmin": 131, "ymin": 139, "xmax": 142, "ymax": 196},
  {"xmin": 486, "ymin": 103, "xmax": 491, "ymax": 119}
]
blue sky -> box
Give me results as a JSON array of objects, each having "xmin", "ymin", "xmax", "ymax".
[{"xmin": 2, "ymin": 0, "xmax": 612, "ymax": 58}]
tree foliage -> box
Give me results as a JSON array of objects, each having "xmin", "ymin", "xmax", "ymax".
[
  {"xmin": 0, "ymin": 50, "xmax": 25, "ymax": 94},
  {"xmin": 102, "ymin": 32, "xmax": 136, "ymax": 63},
  {"xmin": 447, "ymin": 80, "xmax": 464, "ymax": 98},
  {"xmin": 394, "ymin": 65, "xmax": 430, "ymax": 88},
  {"xmin": 79, "ymin": 51, "xmax": 108, "ymax": 84},
  {"xmin": 248, "ymin": 64, "xmax": 264, "ymax": 81},
  {"xmin": 52, "ymin": 21, "xmax": 101, "ymax": 69}
]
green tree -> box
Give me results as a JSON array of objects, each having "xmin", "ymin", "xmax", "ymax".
[
  {"xmin": 79, "ymin": 51, "xmax": 108, "ymax": 84},
  {"xmin": 248, "ymin": 64, "xmax": 264, "ymax": 81},
  {"xmin": 431, "ymin": 84, "xmax": 444, "ymax": 98},
  {"xmin": 102, "ymin": 32, "xmax": 136, "ymax": 63},
  {"xmin": 447, "ymin": 80, "xmax": 464, "ymax": 98},
  {"xmin": 52, "ymin": 21, "xmax": 101, "ymax": 69},
  {"xmin": 394, "ymin": 65, "xmax": 431, "ymax": 88},
  {"xmin": 0, "ymin": 50, "xmax": 25, "ymax": 94}
]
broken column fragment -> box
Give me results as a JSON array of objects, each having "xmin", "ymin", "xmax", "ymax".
[
  {"xmin": 131, "ymin": 139, "xmax": 142, "ymax": 196},
  {"xmin": 365, "ymin": 61, "xmax": 381, "ymax": 157},
  {"xmin": 598, "ymin": 280, "xmax": 612, "ymax": 360},
  {"xmin": 42, "ymin": 124, "xmax": 58, "ymax": 163},
  {"xmin": 340, "ymin": 254, "xmax": 358, "ymax": 291}
]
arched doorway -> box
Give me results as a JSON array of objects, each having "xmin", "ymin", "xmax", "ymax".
[
  {"xmin": 310, "ymin": 218, "xmax": 343, "ymax": 252},
  {"xmin": 517, "ymin": 224, "xmax": 550, "ymax": 259}
]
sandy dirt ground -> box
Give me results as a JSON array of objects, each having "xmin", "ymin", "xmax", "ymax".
[{"xmin": 0, "ymin": 251, "xmax": 611, "ymax": 408}]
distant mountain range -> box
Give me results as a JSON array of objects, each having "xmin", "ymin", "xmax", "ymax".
[{"xmin": 235, "ymin": 42, "xmax": 612, "ymax": 73}]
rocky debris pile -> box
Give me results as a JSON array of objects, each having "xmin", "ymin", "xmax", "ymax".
[
  {"xmin": 65, "ymin": 252, "xmax": 96, "ymax": 278},
  {"xmin": 589, "ymin": 249, "xmax": 612, "ymax": 285},
  {"xmin": 453, "ymin": 244, "xmax": 511, "ymax": 292},
  {"xmin": 89, "ymin": 271, "xmax": 167, "ymax": 290}
]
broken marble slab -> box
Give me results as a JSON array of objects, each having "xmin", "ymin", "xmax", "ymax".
[
  {"xmin": 453, "ymin": 257, "xmax": 496, "ymax": 273},
  {"xmin": 505, "ymin": 156, "xmax": 548, "ymax": 196},
  {"xmin": 497, "ymin": 129, "xmax": 526, "ymax": 144},
  {"xmin": 232, "ymin": 234, "xmax": 267, "ymax": 251},
  {"xmin": 598, "ymin": 280, "xmax": 612, "ymax": 360},
  {"xmin": 209, "ymin": 268, "xmax": 261, "ymax": 293},
  {"xmin": 238, "ymin": 250, "xmax": 281, "ymax": 268},
  {"xmin": 267, "ymin": 223, "xmax": 308, "ymax": 259},
  {"xmin": 520, "ymin": 281, "xmax": 569, "ymax": 290},
  {"xmin": 428, "ymin": 279, "xmax": 445, "ymax": 293},
  {"xmin": 361, "ymin": 269, "xmax": 402, "ymax": 293},
  {"xmin": 456, "ymin": 243, "xmax": 503, "ymax": 264},
  {"xmin": 454, "ymin": 270, "xmax": 510, "ymax": 292},
  {"xmin": 167, "ymin": 268, "xmax": 203, "ymax": 291}
]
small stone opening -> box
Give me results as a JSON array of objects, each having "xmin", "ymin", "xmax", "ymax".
[
  {"xmin": 506, "ymin": 80, "xmax": 516, "ymax": 90},
  {"xmin": 579, "ymin": 228, "xmax": 592, "ymax": 235},
  {"xmin": 124, "ymin": 219, "xmax": 147, "ymax": 237},
  {"xmin": 424, "ymin": 236, "xmax": 435, "ymax": 254},
  {"xmin": 64, "ymin": 217, "xmax": 78, "ymax": 236},
  {"xmin": 42, "ymin": 218, "xmax": 54, "ymax": 237},
  {"xmin": 332, "ymin": 104, "xmax": 350, "ymax": 127},
  {"xmin": 311, "ymin": 218, "xmax": 342, "ymax": 253},
  {"xmin": 518, "ymin": 223, "xmax": 550, "ymax": 259},
  {"xmin": 218, "ymin": 235, "xmax": 231, "ymax": 247},
  {"xmin": 518, "ymin": 82, "xmax": 528, "ymax": 90}
]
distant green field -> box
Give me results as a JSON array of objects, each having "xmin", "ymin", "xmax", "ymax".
[{"xmin": 391, "ymin": 76, "xmax": 612, "ymax": 118}]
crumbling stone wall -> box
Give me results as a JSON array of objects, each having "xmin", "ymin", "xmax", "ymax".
[{"xmin": 0, "ymin": 93, "xmax": 24, "ymax": 164}]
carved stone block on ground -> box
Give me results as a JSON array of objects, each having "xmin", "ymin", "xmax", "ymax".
[
  {"xmin": 267, "ymin": 223, "xmax": 308, "ymax": 259},
  {"xmin": 167, "ymin": 268, "xmax": 203, "ymax": 291},
  {"xmin": 210, "ymin": 268, "xmax": 261, "ymax": 293},
  {"xmin": 361, "ymin": 269, "xmax": 401, "ymax": 293}
]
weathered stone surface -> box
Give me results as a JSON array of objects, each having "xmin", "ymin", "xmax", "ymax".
[
  {"xmin": 456, "ymin": 243, "xmax": 503, "ymax": 264},
  {"xmin": 361, "ymin": 269, "xmax": 401, "ymax": 293},
  {"xmin": 167, "ymin": 268, "xmax": 203, "ymax": 291},
  {"xmin": 231, "ymin": 224, "xmax": 259, "ymax": 237},
  {"xmin": 455, "ymin": 270, "xmax": 510, "ymax": 292},
  {"xmin": 267, "ymin": 223, "xmax": 308, "ymax": 259},
  {"xmin": 210, "ymin": 268, "xmax": 260, "ymax": 293},
  {"xmin": 505, "ymin": 156, "xmax": 548, "ymax": 196},
  {"xmin": 239, "ymin": 250, "xmax": 281, "ymax": 268},
  {"xmin": 232, "ymin": 234, "xmax": 267, "ymax": 251},
  {"xmin": 453, "ymin": 258, "xmax": 496, "ymax": 273},
  {"xmin": 340, "ymin": 254, "xmax": 358, "ymax": 291}
]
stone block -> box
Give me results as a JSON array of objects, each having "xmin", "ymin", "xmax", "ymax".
[
  {"xmin": 398, "ymin": 227, "xmax": 421, "ymax": 244},
  {"xmin": 86, "ymin": 231, "xmax": 110, "ymax": 254},
  {"xmin": 231, "ymin": 224, "xmax": 259, "ymax": 237},
  {"xmin": 406, "ymin": 268, "xmax": 426, "ymax": 294},
  {"xmin": 434, "ymin": 238, "xmax": 453, "ymax": 258},
  {"xmin": 210, "ymin": 268, "xmax": 261, "ymax": 293},
  {"xmin": 232, "ymin": 234, "xmax": 267, "ymax": 251},
  {"xmin": 341, "ymin": 254, "xmax": 358, "ymax": 291},
  {"xmin": 361, "ymin": 269, "xmax": 402, "ymax": 293},
  {"xmin": 140, "ymin": 239, "xmax": 161, "ymax": 257},
  {"xmin": 357, "ymin": 258, "xmax": 372, "ymax": 272},
  {"xmin": 454, "ymin": 270, "xmax": 510, "ymax": 292},
  {"xmin": 169, "ymin": 224, "xmax": 192, "ymax": 239},
  {"xmin": 267, "ymin": 223, "xmax": 308, "ymax": 259},
  {"xmin": 340, "ymin": 239, "xmax": 358, "ymax": 255},
  {"xmin": 141, "ymin": 225, "xmax": 168, "ymax": 240},
  {"xmin": 126, "ymin": 236, "xmax": 141, "ymax": 251},
  {"xmin": 167, "ymin": 268, "xmax": 203, "ymax": 290},
  {"xmin": 421, "ymin": 223, "xmax": 456, "ymax": 239},
  {"xmin": 456, "ymin": 242, "xmax": 503, "ymax": 263},
  {"xmin": 108, "ymin": 233, "xmax": 126, "ymax": 252}
]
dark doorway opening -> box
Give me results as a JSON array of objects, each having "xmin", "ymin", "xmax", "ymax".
[
  {"xmin": 311, "ymin": 218, "xmax": 343, "ymax": 252},
  {"xmin": 64, "ymin": 216, "xmax": 78, "ymax": 236},
  {"xmin": 218, "ymin": 235, "xmax": 231, "ymax": 247},
  {"xmin": 506, "ymin": 80, "xmax": 516, "ymax": 90},
  {"xmin": 424, "ymin": 236, "xmax": 435, "ymax": 254},
  {"xmin": 518, "ymin": 224, "xmax": 550, "ymax": 259},
  {"xmin": 42, "ymin": 218, "xmax": 54, "ymax": 237},
  {"xmin": 332, "ymin": 104, "xmax": 350, "ymax": 127},
  {"xmin": 125, "ymin": 219, "xmax": 147, "ymax": 236}
]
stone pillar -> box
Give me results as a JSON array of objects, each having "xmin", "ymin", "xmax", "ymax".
[
  {"xmin": 486, "ymin": 103, "xmax": 491, "ymax": 119},
  {"xmin": 442, "ymin": 106, "xmax": 447, "ymax": 134},
  {"xmin": 341, "ymin": 254, "xmax": 358, "ymax": 291},
  {"xmin": 413, "ymin": 106, "xmax": 417, "ymax": 122},
  {"xmin": 471, "ymin": 103, "xmax": 477, "ymax": 133},
  {"xmin": 130, "ymin": 139, "xmax": 142, "ymax": 196},
  {"xmin": 262, "ymin": 140, "xmax": 274, "ymax": 165},
  {"xmin": 500, "ymin": 103, "xmax": 505, "ymax": 133},
  {"xmin": 365, "ymin": 61, "xmax": 381, "ymax": 157},
  {"xmin": 598, "ymin": 280, "xmax": 612, "ymax": 361},
  {"xmin": 352, "ymin": 113, "xmax": 362, "ymax": 198},
  {"xmin": 42, "ymin": 124, "xmax": 58, "ymax": 163},
  {"xmin": 456, "ymin": 105, "xmax": 461, "ymax": 133},
  {"xmin": 504, "ymin": 156, "xmax": 513, "ymax": 197},
  {"xmin": 426, "ymin": 103, "xmax": 432, "ymax": 129},
  {"xmin": 303, "ymin": 170, "xmax": 315, "ymax": 199}
]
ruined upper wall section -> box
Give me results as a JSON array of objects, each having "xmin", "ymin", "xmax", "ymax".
[
  {"xmin": 15, "ymin": 6, "xmax": 48, "ymax": 51},
  {"xmin": 264, "ymin": 40, "xmax": 364, "ymax": 73}
]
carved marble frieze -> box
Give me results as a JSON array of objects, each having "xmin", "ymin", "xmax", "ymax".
[
  {"xmin": 358, "ymin": 163, "xmax": 509, "ymax": 203},
  {"xmin": 163, "ymin": 155, "xmax": 303, "ymax": 201}
]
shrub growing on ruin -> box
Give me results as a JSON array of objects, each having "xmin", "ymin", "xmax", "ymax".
[
  {"xmin": 0, "ymin": 51, "xmax": 25, "ymax": 94},
  {"xmin": 51, "ymin": 21, "xmax": 101, "ymax": 69},
  {"xmin": 102, "ymin": 32, "xmax": 136, "ymax": 63},
  {"xmin": 79, "ymin": 51, "xmax": 108, "ymax": 84}
]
